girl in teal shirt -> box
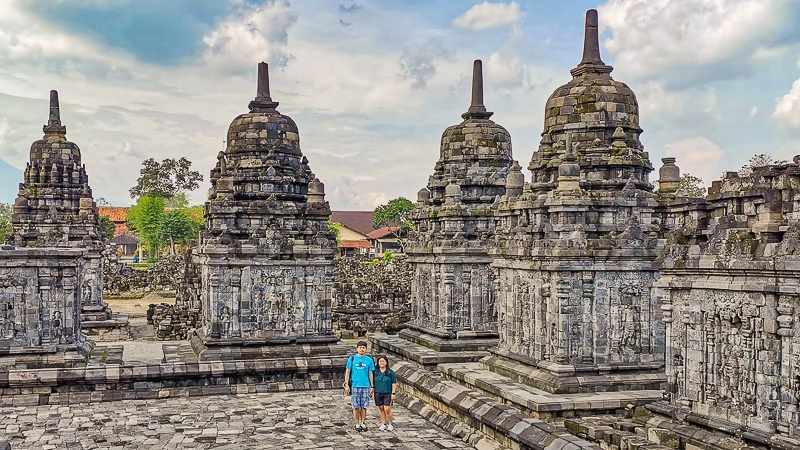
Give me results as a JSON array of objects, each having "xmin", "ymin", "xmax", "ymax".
[{"xmin": 373, "ymin": 355, "xmax": 397, "ymax": 431}]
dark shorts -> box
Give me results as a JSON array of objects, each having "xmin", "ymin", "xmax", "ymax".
[{"xmin": 374, "ymin": 392, "xmax": 393, "ymax": 407}]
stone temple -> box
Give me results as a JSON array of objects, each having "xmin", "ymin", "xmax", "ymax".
[
  {"xmin": 192, "ymin": 62, "xmax": 348, "ymax": 361},
  {"xmin": 2, "ymin": 8, "xmax": 800, "ymax": 450}
]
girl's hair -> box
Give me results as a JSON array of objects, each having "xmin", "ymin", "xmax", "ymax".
[{"xmin": 376, "ymin": 355, "xmax": 389, "ymax": 366}]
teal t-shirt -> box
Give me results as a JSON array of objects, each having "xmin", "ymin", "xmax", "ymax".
[
  {"xmin": 373, "ymin": 368, "xmax": 397, "ymax": 394},
  {"xmin": 347, "ymin": 354, "xmax": 375, "ymax": 388}
]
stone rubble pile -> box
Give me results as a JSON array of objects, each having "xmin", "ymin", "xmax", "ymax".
[
  {"xmin": 102, "ymin": 251, "xmax": 186, "ymax": 296},
  {"xmin": 148, "ymin": 302, "xmax": 200, "ymax": 340},
  {"xmin": 332, "ymin": 255, "xmax": 412, "ymax": 335}
]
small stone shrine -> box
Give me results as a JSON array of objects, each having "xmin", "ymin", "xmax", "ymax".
[
  {"xmin": 0, "ymin": 247, "xmax": 92, "ymax": 368},
  {"xmin": 193, "ymin": 62, "xmax": 346, "ymax": 360},
  {"xmin": 393, "ymin": 59, "xmax": 521, "ymax": 353},
  {"xmin": 487, "ymin": 9, "xmax": 664, "ymax": 393},
  {"xmin": 7, "ymin": 90, "xmax": 127, "ymax": 341}
]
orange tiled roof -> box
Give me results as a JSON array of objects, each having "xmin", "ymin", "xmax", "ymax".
[
  {"xmin": 367, "ymin": 226, "xmax": 399, "ymax": 239},
  {"xmin": 340, "ymin": 239, "xmax": 373, "ymax": 249},
  {"xmin": 99, "ymin": 206, "xmax": 129, "ymax": 223}
]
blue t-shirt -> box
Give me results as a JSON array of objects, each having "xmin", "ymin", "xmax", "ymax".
[{"xmin": 347, "ymin": 354, "xmax": 375, "ymax": 388}]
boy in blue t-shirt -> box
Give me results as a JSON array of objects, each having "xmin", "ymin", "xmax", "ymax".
[{"xmin": 344, "ymin": 340, "xmax": 375, "ymax": 432}]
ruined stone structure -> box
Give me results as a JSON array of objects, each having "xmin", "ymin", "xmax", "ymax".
[
  {"xmin": 648, "ymin": 161, "xmax": 800, "ymax": 443},
  {"xmin": 193, "ymin": 62, "xmax": 344, "ymax": 360},
  {"xmin": 0, "ymin": 247, "xmax": 93, "ymax": 368},
  {"xmin": 332, "ymin": 255, "xmax": 412, "ymax": 336},
  {"xmin": 403, "ymin": 60, "xmax": 522, "ymax": 351},
  {"xmin": 6, "ymin": 91, "xmax": 127, "ymax": 341},
  {"xmin": 488, "ymin": 9, "xmax": 664, "ymax": 392}
]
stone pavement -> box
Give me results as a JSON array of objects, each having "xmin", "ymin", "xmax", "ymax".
[{"xmin": 0, "ymin": 390, "xmax": 474, "ymax": 449}]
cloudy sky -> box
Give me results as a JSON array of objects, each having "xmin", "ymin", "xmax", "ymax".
[{"xmin": 1, "ymin": 0, "xmax": 800, "ymax": 208}]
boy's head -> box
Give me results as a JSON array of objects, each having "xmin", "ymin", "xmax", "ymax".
[{"xmin": 356, "ymin": 341, "xmax": 368, "ymax": 355}]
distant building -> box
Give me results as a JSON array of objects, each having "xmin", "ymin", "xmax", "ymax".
[
  {"xmin": 367, "ymin": 226, "xmax": 402, "ymax": 254},
  {"xmin": 330, "ymin": 211, "xmax": 374, "ymax": 256},
  {"xmin": 98, "ymin": 206, "xmax": 130, "ymax": 236},
  {"xmin": 111, "ymin": 233, "xmax": 139, "ymax": 256}
]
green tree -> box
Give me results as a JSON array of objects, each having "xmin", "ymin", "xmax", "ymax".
[
  {"xmin": 738, "ymin": 153, "xmax": 789, "ymax": 177},
  {"xmin": 0, "ymin": 203, "xmax": 12, "ymax": 244},
  {"xmin": 98, "ymin": 215, "xmax": 116, "ymax": 240},
  {"xmin": 161, "ymin": 210, "xmax": 195, "ymax": 255},
  {"xmin": 327, "ymin": 219, "xmax": 342, "ymax": 246},
  {"xmin": 129, "ymin": 157, "xmax": 203, "ymax": 199},
  {"xmin": 676, "ymin": 174, "xmax": 706, "ymax": 198},
  {"xmin": 372, "ymin": 197, "xmax": 416, "ymax": 251},
  {"xmin": 126, "ymin": 196, "xmax": 166, "ymax": 261}
]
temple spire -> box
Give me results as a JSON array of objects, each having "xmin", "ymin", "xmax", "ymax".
[
  {"xmin": 249, "ymin": 61, "xmax": 280, "ymax": 113},
  {"xmin": 48, "ymin": 90, "xmax": 61, "ymax": 126},
  {"xmin": 580, "ymin": 9, "xmax": 604, "ymax": 66},
  {"xmin": 43, "ymin": 90, "xmax": 66, "ymax": 136},
  {"xmin": 462, "ymin": 59, "xmax": 493, "ymax": 120},
  {"xmin": 570, "ymin": 9, "xmax": 613, "ymax": 77}
]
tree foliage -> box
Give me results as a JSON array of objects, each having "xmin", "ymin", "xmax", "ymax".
[
  {"xmin": 373, "ymin": 197, "xmax": 415, "ymax": 230},
  {"xmin": 372, "ymin": 197, "xmax": 416, "ymax": 251},
  {"xmin": 126, "ymin": 196, "xmax": 166, "ymax": 259},
  {"xmin": 161, "ymin": 210, "xmax": 196, "ymax": 254},
  {"xmin": 0, "ymin": 203, "xmax": 11, "ymax": 244},
  {"xmin": 129, "ymin": 157, "xmax": 203, "ymax": 199},
  {"xmin": 738, "ymin": 153, "xmax": 789, "ymax": 177},
  {"xmin": 676, "ymin": 174, "xmax": 706, "ymax": 198},
  {"xmin": 327, "ymin": 219, "xmax": 342, "ymax": 246},
  {"xmin": 98, "ymin": 215, "xmax": 116, "ymax": 240}
]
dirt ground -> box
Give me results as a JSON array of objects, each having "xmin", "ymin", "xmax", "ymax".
[{"xmin": 104, "ymin": 292, "xmax": 176, "ymax": 319}]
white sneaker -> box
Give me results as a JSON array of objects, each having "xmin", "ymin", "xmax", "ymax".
[
  {"xmin": 379, "ymin": 424, "xmax": 387, "ymax": 431},
  {"xmin": 354, "ymin": 423, "xmax": 362, "ymax": 432},
  {"xmin": 387, "ymin": 424, "xmax": 394, "ymax": 431}
]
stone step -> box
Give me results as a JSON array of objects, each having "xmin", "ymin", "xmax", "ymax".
[
  {"xmin": 439, "ymin": 362, "xmax": 663, "ymax": 418},
  {"xmin": 370, "ymin": 335, "xmax": 489, "ymax": 370}
]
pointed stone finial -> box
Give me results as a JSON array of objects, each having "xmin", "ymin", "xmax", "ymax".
[
  {"xmin": 249, "ymin": 61, "xmax": 280, "ymax": 113},
  {"xmin": 43, "ymin": 90, "xmax": 67, "ymax": 136},
  {"xmin": 48, "ymin": 90, "xmax": 61, "ymax": 126},
  {"xmin": 580, "ymin": 10, "xmax": 604, "ymax": 66},
  {"xmin": 462, "ymin": 60, "xmax": 493, "ymax": 120},
  {"xmin": 570, "ymin": 9, "xmax": 613, "ymax": 77}
]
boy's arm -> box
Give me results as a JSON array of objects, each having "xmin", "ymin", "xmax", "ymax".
[{"xmin": 369, "ymin": 371, "xmax": 374, "ymax": 392}]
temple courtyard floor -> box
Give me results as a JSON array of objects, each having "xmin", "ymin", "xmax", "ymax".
[{"xmin": 0, "ymin": 390, "xmax": 472, "ymax": 449}]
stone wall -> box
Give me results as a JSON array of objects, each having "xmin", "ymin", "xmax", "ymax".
[
  {"xmin": 654, "ymin": 161, "xmax": 800, "ymax": 441},
  {"xmin": 331, "ymin": 255, "xmax": 412, "ymax": 335}
]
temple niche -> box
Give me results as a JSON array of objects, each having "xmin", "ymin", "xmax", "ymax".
[
  {"xmin": 6, "ymin": 90, "xmax": 127, "ymax": 342},
  {"xmin": 193, "ymin": 62, "xmax": 347, "ymax": 360},
  {"xmin": 401, "ymin": 59, "xmax": 522, "ymax": 351},
  {"xmin": 488, "ymin": 9, "xmax": 664, "ymax": 392}
]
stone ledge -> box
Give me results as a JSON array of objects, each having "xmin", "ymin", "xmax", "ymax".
[
  {"xmin": 370, "ymin": 335, "xmax": 488, "ymax": 370},
  {"xmin": 392, "ymin": 360, "xmax": 602, "ymax": 450},
  {"xmin": 483, "ymin": 353, "xmax": 666, "ymax": 394},
  {"xmin": 441, "ymin": 362, "xmax": 662, "ymax": 418},
  {"xmin": 0, "ymin": 355, "xmax": 348, "ymax": 388},
  {"xmin": 398, "ymin": 327, "xmax": 498, "ymax": 351}
]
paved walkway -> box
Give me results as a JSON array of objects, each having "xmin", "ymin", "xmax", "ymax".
[{"xmin": 0, "ymin": 390, "xmax": 473, "ymax": 449}]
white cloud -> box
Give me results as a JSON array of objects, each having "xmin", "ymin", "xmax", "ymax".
[
  {"xmin": 453, "ymin": 2, "xmax": 524, "ymax": 30},
  {"xmin": 202, "ymin": 0, "xmax": 297, "ymax": 71},
  {"xmin": 749, "ymin": 105, "xmax": 758, "ymax": 119},
  {"xmin": 664, "ymin": 137, "xmax": 726, "ymax": 187},
  {"xmin": 599, "ymin": 0, "xmax": 790, "ymax": 81},
  {"xmin": 774, "ymin": 78, "xmax": 800, "ymax": 128}
]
